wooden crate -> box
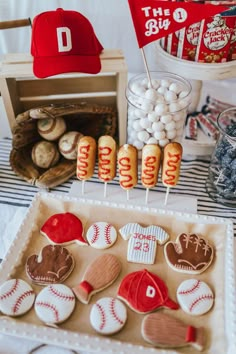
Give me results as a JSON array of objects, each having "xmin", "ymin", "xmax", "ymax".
[{"xmin": 0, "ymin": 49, "xmax": 128, "ymax": 145}]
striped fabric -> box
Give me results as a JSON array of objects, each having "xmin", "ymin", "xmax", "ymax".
[{"xmin": 1, "ymin": 138, "xmax": 236, "ymax": 236}]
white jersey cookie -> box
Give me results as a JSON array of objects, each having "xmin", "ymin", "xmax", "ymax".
[
  {"xmin": 119, "ymin": 223, "xmax": 169, "ymax": 264},
  {"xmin": 177, "ymin": 279, "xmax": 214, "ymax": 316},
  {"xmin": 35, "ymin": 284, "xmax": 75, "ymax": 324},
  {"xmin": 86, "ymin": 222, "xmax": 117, "ymax": 249},
  {"xmin": 0, "ymin": 278, "xmax": 35, "ymax": 316},
  {"xmin": 90, "ymin": 297, "xmax": 127, "ymax": 335}
]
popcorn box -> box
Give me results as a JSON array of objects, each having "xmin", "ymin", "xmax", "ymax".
[{"xmin": 177, "ymin": 22, "xmax": 201, "ymax": 60}]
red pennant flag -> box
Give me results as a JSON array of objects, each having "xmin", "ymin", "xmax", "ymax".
[{"xmin": 128, "ymin": 0, "xmax": 229, "ymax": 48}]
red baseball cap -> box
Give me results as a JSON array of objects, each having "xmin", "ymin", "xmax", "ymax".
[{"xmin": 31, "ymin": 8, "xmax": 103, "ymax": 78}]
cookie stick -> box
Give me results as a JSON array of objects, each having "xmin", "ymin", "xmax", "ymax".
[
  {"xmin": 141, "ymin": 144, "xmax": 162, "ymax": 204},
  {"xmin": 162, "ymin": 142, "xmax": 183, "ymax": 206},
  {"xmin": 77, "ymin": 136, "xmax": 96, "ymax": 195},
  {"xmin": 98, "ymin": 135, "xmax": 117, "ymax": 198},
  {"xmin": 117, "ymin": 144, "xmax": 138, "ymax": 201}
]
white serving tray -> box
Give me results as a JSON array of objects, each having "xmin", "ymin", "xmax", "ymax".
[{"xmin": 0, "ymin": 192, "xmax": 235, "ymax": 354}]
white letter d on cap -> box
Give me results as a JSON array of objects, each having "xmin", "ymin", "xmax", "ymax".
[{"xmin": 57, "ymin": 27, "xmax": 72, "ymax": 52}]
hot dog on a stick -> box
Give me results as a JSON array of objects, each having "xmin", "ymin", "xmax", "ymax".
[
  {"xmin": 77, "ymin": 136, "xmax": 96, "ymax": 194},
  {"xmin": 141, "ymin": 144, "xmax": 162, "ymax": 204},
  {"xmin": 118, "ymin": 144, "xmax": 138, "ymax": 200},
  {"xmin": 162, "ymin": 142, "xmax": 183, "ymax": 205},
  {"xmin": 98, "ymin": 135, "xmax": 117, "ymax": 197}
]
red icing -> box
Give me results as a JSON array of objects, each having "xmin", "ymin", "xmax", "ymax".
[
  {"xmin": 186, "ymin": 326, "xmax": 196, "ymax": 343},
  {"xmin": 79, "ymin": 280, "xmax": 94, "ymax": 294},
  {"xmin": 117, "ymin": 269, "xmax": 179, "ymax": 313},
  {"xmin": 40, "ymin": 212, "xmax": 87, "ymax": 245}
]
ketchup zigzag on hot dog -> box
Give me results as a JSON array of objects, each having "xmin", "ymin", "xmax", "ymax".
[
  {"xmin": 77, "ymin": 136, "xmax": 96, "ymax": 180},
  {"xmin": 98, "ymin": 135, "xmax": 117, "ymax": 182},
  {"xmin": 141, "ymin": 144, "xmax": 161, "ymax": 188},
  {"xmin": 118, "ymin": 144, "xmax": 138, "ymax": 190},
  {"xmin": 162, "ymin": 142, "xmax": 183, "ymax": 187}
]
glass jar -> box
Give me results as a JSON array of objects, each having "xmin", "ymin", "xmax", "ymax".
[
  {"xmin": 206, "ymin": 107, "xmax": 236, "ymax": 208},
  {"xmin": 126, "ymin": 71, "xmax": 192, "ymax": 150}
]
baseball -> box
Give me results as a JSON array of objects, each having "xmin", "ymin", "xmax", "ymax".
[
  {"xmin": 177, "ymin": 279, "xmax": 214, "ymax": 316},
  {"xmin": 0, "ymin": 278, "xmax": 35, "ymax": 316},
  {"xmin": 58, "ymin": 131, "xmax": 83, "ymax": 160},
  {"xmin": 35, "ymin": 284, "xmax": 75, "ymax": 324},
  {"xmin": 86, "ymin": 222, "xmax": 117, "ymax": 249},
  {"xmin": 90, "ymin": 297, "xmax": 127, "ymax": 335},
  {"xmin": 37, "ymin": 117, "xmax": 66, "ymax": 141},
  {"xmin": 31, "ymin": 141, "xmax": 60, "ymax": 169}
]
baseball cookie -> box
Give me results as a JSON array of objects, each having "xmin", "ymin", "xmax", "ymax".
[
  {"xmin": 35, "ymin": 284, "xmax": 75, "ymax": 325},
  {"xmin": 90, "ymin": 297, "xmax": 127, "ymax": 335},
  {"xmin": 177, "ymin": 279, "xmax": 214, "ymax": 316},
  {"xmin": 117, "ymin": 269, "xmax": 179, "ymax": 314},
  {"xmin": 141, "ymin": 312, "xmax": 205, "ymax": 351},
  {"xmin": 37, "ymin": 117, "xmax": 66, "ymax": 141},
  {"xmin": 26, "ymin": 245, "xmax": 75, "ymax": 285},
  {"xmin": 164, "ymin": 233, "xmax": 214, "ymax": 274},
  {"xmin": 86, "ymin": 222, "xmax": 117, "ymax": 249},
  {"xmin": 31, "ymin": 141, "xmax": 60, "ymax": 169},
  {"xmin": 59, "ymin": 131, "xmax": 83, "ymax": 160},
  {"xmin": 72, "ymin": 254, "xmax": 121, "ymax": 304},
  {"xmin": 40, "ymin": 212, "xmax": 88, "ymax": 246},
  {"xmin": 119, "ymin": 223, "xmax": 169, "ymax": 264},
  {"xmin": 0, "ymin": 279, "xmax": 35, "ymax": 316}
]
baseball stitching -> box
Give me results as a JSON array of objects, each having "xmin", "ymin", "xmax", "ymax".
[
  {"xmin": 48, "ymin": 285, "xmax": 74, "ymax": 301},
  {"xmin": 104, "ymin": 224, "xmax": 112, "ymax": 244},
  {"xmin": 95, "ymin": 302, "xmax": 106, "ymax": 330},
  {"xmin": 38, "ymin": 119, "xmax": 56, "ymax": 134},
  {"xmin": 110, "ymin": 299, "xmax": 124, "ymax": 325},
  {"xmin": 178, "ymin": 280, "xmax": 201, "ymax": 295},
  {"xmin": 90, "ymin": 224, "xmax": 100, "ymax": 244},
  {"xmin": 12, "ymin": 290, "xmax": 34, "ymax": 314},
  {"xmin": 189, "ymin": 294, "xmax": 214, "ymax": 313},
  {"xmin": 36, "ymin": 301, "xmax": 59, "ymax": 322},
  {"xmin": 0, "ymin": 279, "xmax": 19, "ymax": 300}
]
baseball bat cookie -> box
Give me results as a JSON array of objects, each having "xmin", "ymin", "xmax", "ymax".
[
  {"xmin": 90, "ymin": 297, "xmax": 127, "ymax": 335},
  {"xmin": 77, "ymin": 136, "xmax": 96, "ymax": 194},
  {"xmin": 37, "ymin": 117, "xmax": 66, "ymax": 141},
  {"xmin": 34, "ymin": 284, "xmax": 75, "ymax": 325},
  {"xmin": 177, "ymin": 279, "xmax": 214, "ymax": 316},
  {"xmin": 141, "ymin": 312, "xmax": 205, "ymax": 351},
  {"xmin": 72, "ymin": 254, "xmax": 121, "ymax": 304},
  {"xmin": 141, "ymin": 144, "xmax": 162, "ymax": 204},
  {"xmin": 162, "ymin": 142, "xmax": 183, "ymax": 205},
  {"xmin": 59, "ymin": 131, "xmax": 83, "ymax": 160},
  {"xmin": 118, "ymin": 144, "xmax": 138, "ymax": 200},
  {"xmin": 0, "ymin": 279, "xmax": 35, "ymax": 316},
  {"xmin": 86, "ymin": 222, "xmax": 117, "ymax": 249},
  {"xmin": 98, "ymin": 135, "xmax": 117, "ymax": 197}
]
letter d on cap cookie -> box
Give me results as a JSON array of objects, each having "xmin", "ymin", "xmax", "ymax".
[{"xmin": 31, "ymin": 8, "xmax": 103, "ymax": 78}]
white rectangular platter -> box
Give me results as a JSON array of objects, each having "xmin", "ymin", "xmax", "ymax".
[{"xmin": 0, "ymin": 192, "xmax": 235, "ymax": 354}]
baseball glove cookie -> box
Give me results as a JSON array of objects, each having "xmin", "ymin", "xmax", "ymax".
[{"xmin": 10, "ymin": 102, "xmax": 117, "ymax": 189}]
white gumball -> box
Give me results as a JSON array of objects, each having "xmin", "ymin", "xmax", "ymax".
[
  {"xmin": 150, "ymin": 79, "xmax": 160, "ymax": 89},
  {"xmin": 137, "ymin": 130, "xmax": 150, "ymax": 142},
  {"xmin": 155, "ymin": 94, "xmax": 165, "ymax": 103},
  {"xmin": 146, "ymin": 137, "xmax": 158, "ymax": 144},
  {"xmin": 155, "ymin": 103, "xmax": 168, "ymax": 115},
  {"xmin": 179, "ymin": 90, "xmax": 189, "ymax": 98},
  {"xmin": 141, "ymin": 101, "xmax": 153, "ymax": 113},
  {"xmin": 140, "ymin": 118, "xmax": 152, "ymax": 129},
  {"xmin": 169, "ymin": 82, "xmax": 182, "ymax": 94},
  {"xmin": 146, "ymin": 126, "xmax": 154, "ymax": 133},
  {"xmin": 166, "ymin": 129, "xmax": 177, "ymax": 139},
  {"xmin": 161, "ymin": 79, "xmax": 171, "ymax": 88},
  {"xmin": 165, "ymin": 121, "xmax": 176, "ymax": 131},
  {"xmin": 131, "ymin": 82, "xmax": 146, "ymax": 96},
  {"xmin": 159, "ymin": 138, "xmax": 170, "ymax": 147},
  {"xmin": 154, "ymin": 130, "xmax": 166, "ymax": 140},
  {"xmin": 145, "ymin": 88, "xmax": 159, "ymax": 101},
  {"xmin": 169, "ymin": 102, "xmax": 181, "ymax": 113},
  {"xmin": 133, "ymin": 140, "xmax": 144, "ymax": 150},
  {"xmin": 130, "ymin": 130, "xmax": 138, "ymax": 139},
  {"xmin": 157, "ymin": 86, "xmax": 167, "ymax": 96},
  {"xmin": 134, "ymin": 109, "xmax": 146, "ymax": 119},
  {"xmin": 148, "ymin": 111, "xmax": 160, "ymax": 122},
  {"xmin": 152, "ymin": 121, "xmax": 164, "ymax": 132},
  {"xmin": 141, "ymin": 78, "xmax": 149, "ymax": 88},
  {"xmin": 165, "ymin": 90, "xmax": 177, "ymax": 102},
  {"xmin": 160, "ymin": 114, "xmax": 172, "ymax": 124},
  {"xmin": 133, "ymin": 120, "xmax": 143, "ymax": 132}
]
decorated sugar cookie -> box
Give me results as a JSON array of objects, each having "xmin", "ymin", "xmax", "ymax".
[
  {"xmin": 0, "ymin": 279, "xmax": 35, "ymax": 316},
  {"xmin": 72, "ymin": 254, "xmax": 121, "ymax": 304},
  {"xmin": 86, "ymin": 222, "xmax": 117, "ymax": 249},
  {"xmin": 90, "ymin": 297, "xmax": 127, "ymax": 335},
  {"xmin": 35, "ymin": 284, "xmax": 75, "ymax": 325},
  {"xmin": 142, "ymin": 312, "xmax": 205, "ymax": 351},
  {"xmin": 26, "ymin": 245, "xmax": 75, "ymax": 285},
  {"xmin": 164, "ymin": 233, "xmax": 214, "ymax": 274},
  {"xmin": 40, "ymin": 212, "xmax": 88, "ymax": 246},
  {"xmin": 119, "ymin": 223, "xmax": 169, "ymax": 264},
  {"xmin": 117, "ymin": 269, "xmax": 179, "ymax": 314},
  {"xmin": 177, "ymin": 279, "xmax": 214, "ymax": 316}
]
